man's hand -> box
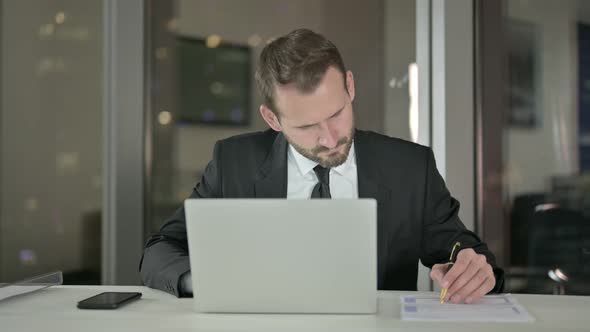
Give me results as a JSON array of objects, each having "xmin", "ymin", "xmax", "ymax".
[{"xmin": 430, "ymin": 248, "xmax": 495, "ymax": 304}]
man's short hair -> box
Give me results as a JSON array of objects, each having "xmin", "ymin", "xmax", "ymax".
[{"xmin": 254, "ymin": 28, "xmax": 347, "ymax": 115}]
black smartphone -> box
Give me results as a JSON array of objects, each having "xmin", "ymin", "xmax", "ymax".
[{"xmin": 77, "ymin": 292, "xmax": 142, "ymax": 309}]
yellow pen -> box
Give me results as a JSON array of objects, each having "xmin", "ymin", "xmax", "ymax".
[{"xmin": 439, "ymin": 241, "xmax": 461, "ymax": 304}]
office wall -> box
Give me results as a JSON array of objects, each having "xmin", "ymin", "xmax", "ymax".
[
  {"xmin": 504, "ymin": 0, "xmax": 587, "ymax": 196},
  {"xmin": 321, "ymin": 0, "xmax": 385, "ymax": 135},
  {"xmin": 0, "ymin": 0, "xmax": 103, "ymax": 281}
]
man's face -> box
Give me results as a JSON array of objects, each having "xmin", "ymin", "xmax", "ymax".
[{"xmin": 260, "ymin": 67, "xmax": 356, "ymax": 168}]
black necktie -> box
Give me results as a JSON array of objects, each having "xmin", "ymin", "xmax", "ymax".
[{"xmin": 311, "ymin": 165, "xmax": 331, "ymax": 198}]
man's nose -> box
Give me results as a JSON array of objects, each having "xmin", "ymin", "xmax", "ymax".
[{"xmin": 317, "ymin": 122, "xmax": 338, "ymax": 149}]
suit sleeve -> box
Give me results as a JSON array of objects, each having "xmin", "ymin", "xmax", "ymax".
[
  {"xmin": 419, "ymin": 147, "xmax": 504, "ymax": 293},
  {"xmin": 139, "ymin": 141, "xmax": 223, "ymax": 297}
]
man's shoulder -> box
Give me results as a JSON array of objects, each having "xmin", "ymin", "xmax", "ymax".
[
  {"xmin": 355, "ymin": 130, "xmax": 434, "ymax": 179},
  {"xmin": 356, "ymin": 129, "xmax": 430, "ymax": 155},
  {"xmin": 216, "ymin": 129, "xmax": 279, "ymax": 155}
]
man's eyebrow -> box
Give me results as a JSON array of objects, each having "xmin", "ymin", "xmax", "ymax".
[
  {"xmin": 294, "ymin": 104, "xmax": 346, "ymax": 128},
  {"xmin": 329, "ymin": 105, "xmax": 345, "ymax": 118}
]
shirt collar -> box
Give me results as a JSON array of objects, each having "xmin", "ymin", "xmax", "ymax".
[{"xmin": 288, "ymin": 142, "xmax": 356, "ymax": 177}]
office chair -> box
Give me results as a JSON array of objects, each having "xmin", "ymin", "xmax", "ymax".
[{"xmin": 527, "ymin": 207, "xmax": 590, "ymax": 295}]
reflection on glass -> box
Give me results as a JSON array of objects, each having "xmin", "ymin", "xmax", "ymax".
[
  {"xmin": 177, "ymin": 36, "xmax": 251, "ymax": 125},
  {"xmin": 0, "ymin": 0, "xmax": 102, "ymax": 284},
  {"xmin": 55, "ymin": 11, "xmax": 65, "ymax": 25},
  {"xmin": 501, "ymin": 0, "xmax": 590, "ymax": 295}
]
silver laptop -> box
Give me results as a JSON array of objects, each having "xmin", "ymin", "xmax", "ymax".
[{"xmin": 184, "ymin": 199, "xmax": 377, "ymax": 314}]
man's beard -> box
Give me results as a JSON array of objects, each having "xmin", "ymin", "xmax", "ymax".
[{"xmin": 286, "ymin": 127, "xmax": 355, "ymax": 168}]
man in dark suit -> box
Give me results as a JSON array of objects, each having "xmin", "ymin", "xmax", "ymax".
[{"xmin": 140, "ymin": 28, "xmax": 504, "ymax": 304}]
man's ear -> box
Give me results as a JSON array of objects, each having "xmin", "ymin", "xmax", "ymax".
[
  {"xmin": 346, "ymin": 70, "xmax": 355, "ymax": 102},
  {"xmin": 259, "ymin": 104, "xmax": 282, "ymax": 132}
]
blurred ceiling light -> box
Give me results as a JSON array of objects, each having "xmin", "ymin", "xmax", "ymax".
[
  {"xmin": 389, "ymin": 78, "xmax": 396, "ymax": 88},
  {"xmin": 408, "ymin": 63, "xmax": 419, "ymax": 143},
  {"xmin": 210, "ymin": 82, "xmax": 224, "ymax": 95},
  {"xmin": 206, "ymin": 34, "xmax": 222, "ymax": 48},
  {"xmin": 56, "ymin": 152, "xmax": 79, "ymax": 172},
  {"xmin": 158, "ymin": 111, "xmax": 172, "ymax": 125},
  {"xmin": 38, "ymin": 58, "xmax": 54, "ymax": 74},
  {"xmin": 37, "ymin": 57, "xmax": 66, "ymax": 75},
  {"xmin": 389, "ymin": 74, "xmax": 408, "ymax": 89},
  {"xmin": 25, "ymin": 198, "xmax": 39, "ymax": 212},
  {"xmin": 167, "ymin": 18, "xmax": 178, "ymax": 32},
  {"xmin": 20, "ymin": 249, "xmax": 37, "ymax": 266},
  {"xmin": 248, "ymin": 34, "xmax": 262, "ymax": 47},
  {"xmin": 55, "ymin": 11, "xmax": 66, "ymax": 24},
  {"xmin": 155, "ymin": 47, "xmax": 168, "ymax": 60},
  {"xmin": 39, "ymin": 23, "xmax": 55, "ymax": 37}
]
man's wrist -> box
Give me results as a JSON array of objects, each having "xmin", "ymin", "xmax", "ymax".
[{"xmin": 491, "ymin": 267, "xmax": 505, "ymax": 293}]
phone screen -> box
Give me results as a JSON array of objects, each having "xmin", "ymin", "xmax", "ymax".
[{"xmin": 77, "ymin": 292, "xmax": 141, "ymax": 309}]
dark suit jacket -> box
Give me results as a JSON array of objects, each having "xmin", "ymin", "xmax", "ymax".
[{"xmin": 140, "ymin": 129, "xmax": 504, "ymax": 297}]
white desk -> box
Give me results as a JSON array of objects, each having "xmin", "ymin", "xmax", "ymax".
[{"xmin": 1, "ymin": 286, "xmax": 589, "ymax": 331}]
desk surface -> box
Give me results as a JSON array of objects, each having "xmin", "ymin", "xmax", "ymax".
[{"xmin": 1, "ymin": 286, "xmax": 589, "ymax": 331}]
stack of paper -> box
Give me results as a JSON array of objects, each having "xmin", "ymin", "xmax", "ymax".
[{"xmin": 401, "ymin": 294, "xmax": 534, "ymax": 322}]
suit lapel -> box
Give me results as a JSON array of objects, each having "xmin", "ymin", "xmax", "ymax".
[
  {"xmin": 254, "ymin": 132, "xmax": 288, "ymax": 198},
  {"xmin": 253, "ymin": 129, "xmax": 391, "ymax": 200}
]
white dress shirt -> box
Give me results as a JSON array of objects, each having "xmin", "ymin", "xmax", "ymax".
[{"xmin": 287, "ymin": 142, "xmax": 359, "ymax": 199}]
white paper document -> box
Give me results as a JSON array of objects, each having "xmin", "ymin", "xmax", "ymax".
[{"xmin": 401, "ymin": 294, "xmax": 534, "ymax": 322}]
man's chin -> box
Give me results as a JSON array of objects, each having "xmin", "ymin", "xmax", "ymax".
[
  {"xmin": 317, "ymin": 142, "xmax": 353, "ymax": 167},
  {"xmin": 317, "ymin": 152, "xmax": 347, "ymax": 168},
  {"xmin": 287, "ymin": 133, "xmax": 353, "ymax": 168}
]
